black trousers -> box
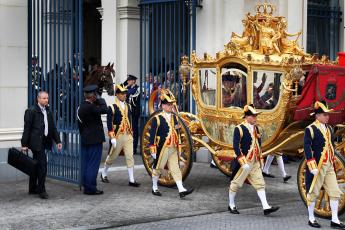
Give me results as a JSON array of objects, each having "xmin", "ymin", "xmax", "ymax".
[{"xmin": 29, "ymin": 148, "xmax": 47, "ymax": 194}]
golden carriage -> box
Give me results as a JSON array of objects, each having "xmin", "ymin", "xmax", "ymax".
[{"xmin": 141, "ymin": 2, "xmax": 345, "ymax": 218}]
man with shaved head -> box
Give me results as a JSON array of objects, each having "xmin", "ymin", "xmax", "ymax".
[{"xmin": 21, "ymin": 91, "xmax": 62, "ymax": 199}]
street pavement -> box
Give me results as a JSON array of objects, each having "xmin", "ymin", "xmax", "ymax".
[{"xmin": 0, "ymin": 156, "xmax": 344, "ymax": 230}]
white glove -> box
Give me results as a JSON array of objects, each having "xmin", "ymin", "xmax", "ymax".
[
  {"xmin": 242, "ymin": 163, "xmax": 250, "ymax": 171},
  {"xmin": 151, "ymin": 153, "xmax": 157, "ymax": 159},
  {"xmin": 111, "ymin": 138, "xmax": 117, "ymax": 148},
  {"xmin": 310, "ymin": 169, "xmax": 318, "ymax": 175}
]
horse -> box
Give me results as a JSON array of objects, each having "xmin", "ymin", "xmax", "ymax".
[
  {"xmin": 31, "ymin": 62, "xmax": 115, "ymax": 128},
  {"xmin": 84, "ymin": 62, "xmax": 115, "ymax": 96}
]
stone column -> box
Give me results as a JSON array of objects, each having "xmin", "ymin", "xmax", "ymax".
[
  {"xmin": 100, "ymin": 0, "xmax": 117, "ymax": 67},
  {"xmin": 0, "ymin": 0, "xmax": 28, "ymax": 181},
  {"xmin": 117, "ymin": 0, "xmax": 140, "ymax": 84}
]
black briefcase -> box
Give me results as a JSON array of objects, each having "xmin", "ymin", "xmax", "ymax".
[{"xmin": 7, "ymin": 148, "xmax": 37, "ymax": 177}]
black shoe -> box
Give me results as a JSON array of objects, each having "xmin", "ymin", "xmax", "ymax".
[
  {"xmin": 262, "ymin": 172, "xmax": 275, "ymax": 178},
  {"xmin": 100, "ymin": 174, "xmax": 109, "ymax": 183},
  {"xmin": 29, "ymin": 190, "xmax": 38, "ymax": 195},
  {"xmin": 263, "ymin": 206, "xmax": 279, "ymax": 215},
  {"xmin": 84, "ymin": 189, "xmax": 104, "ymax": 195},
  {"xmin": 129, "ymin": 181, "xmax": 141, "ymax": 187},
  {"xmin": 210, "ymin": 163, "xmax": 217, "ymax": 169},
  {"xmin": 331, "ymin": 221, "xmax": 345, "ymax": 229},
  {"xmin": 283, "ymin": 175, "xmax": 292, "ymax": 183},
  {"xmin": 308, "ymin": 220, "xmax": 321, "ymax": 228},
  {"xmin": 228, "ymin": 206, "xmax": 240, "ymax": 214},
  {"xmin": 152, "ymin": 189, "xmax": 162, "ymax": 196},
  {"xmin": 38, "ymin": 192, "xmax": 49, "ymax": 199},
  {"xmin": 179, "ymin": 188, "xmax": 194, "ymax": 198}
]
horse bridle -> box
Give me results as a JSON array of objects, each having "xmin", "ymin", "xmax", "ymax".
[{"xmin": 99, "ymin": 67, "xmax": 115, "ymax": 93}]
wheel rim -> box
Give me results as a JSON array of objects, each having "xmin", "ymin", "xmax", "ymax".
[
  {"xmin": 298, "ymin": 154, "xmax": 345, "ymax": 218},
  {"xmin": 141, "ymin": 111, "xmax": 193, "ymax": 187},
  {"xmin": 211, "ymin": 153, "xmax": 232, "ymax": 177}
]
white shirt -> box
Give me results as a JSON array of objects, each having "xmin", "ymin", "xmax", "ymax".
[
  {"xmin": 247, "ymin": 123, "xmax": 254, "ymax": 134},
  {"xmin": 163, "ymin": 111, "xmax": 172, "ymax": 122},
  {"xmin": 38, "ymin": 104, "xmax": 48, "ymax": 136},
  {"xmin": 319, "ymin": 123, "xmax": 326, "ymax": 132},
  {"xmin": 119, "ymin": 101, "xmax": 125, "ymax": 110}
]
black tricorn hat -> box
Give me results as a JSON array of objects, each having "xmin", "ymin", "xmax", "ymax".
[
  {"xmin": 127, "ymin": 74, "xmax": 137, "ymax": 81},
  {"xmin": 160, "ymin": 88, "xmax": 176, "ymax": 104},
  {"xmin": 310, "ymin": 100, "xmax": 334, "ymax": 116},
  {"xmin": 115, "ymin": 84, "xmax": 128, "ymax": 94},
  {"xmin": 243, "ymin": 104, "xmax": 261, "ymax": 118}
]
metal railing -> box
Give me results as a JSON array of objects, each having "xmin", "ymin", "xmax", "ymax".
[{"xmin": 28, "ymin": 0, "xmax": 83, "ymax": 184}]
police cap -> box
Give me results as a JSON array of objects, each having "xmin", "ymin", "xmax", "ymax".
[
  {"xmin": 83, "ymin": 85, "xmax": 98, "ymax": 93},
  {"xmin": 127, "ymin": 74, "xmax": 137, "ymax": 81}
]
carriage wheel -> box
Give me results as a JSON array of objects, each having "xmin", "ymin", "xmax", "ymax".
[
  {"xmin": 141, "ymin": 110, "xmax": 194, "ymax": 187},
  {"xmin": 211, "ymin": 152, "xmax": 232, "ymax": 177},
  {"xmin": 297, "ymin": 152, "xmax": 345, "ymax": 218},
  {"xmin": 148, "ymin": 89, "xmax": 159, "ymax": 115}
]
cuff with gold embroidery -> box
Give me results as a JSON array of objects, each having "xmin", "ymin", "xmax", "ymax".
[
  {"xmin": 108, "ymin": 131, "xmax": 115, "ymax": 139},
  {"xmin": 149, "ymin": 145, "xmax": 157, "ymax": 154},
  {"xmin": 237, "ymin": 154, "xmax": 248, "ymax": 166},
  {"xmin": 307, "ymin": 158, "xmax": 318, "ymax": 171}
]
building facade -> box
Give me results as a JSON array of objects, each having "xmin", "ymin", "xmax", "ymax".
[{"xmin": 0, "ymin": 0, "xmax": 344, "ymax": 182}]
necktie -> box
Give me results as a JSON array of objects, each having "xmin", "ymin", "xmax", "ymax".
[{"xmin": 41, "ymin": 107, "xmax": 48, "ymax": 136}]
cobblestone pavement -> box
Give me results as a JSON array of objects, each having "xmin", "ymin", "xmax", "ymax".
[{"xmin": 0, "ymin": 157, "xmax": 343, "ymax": 230}]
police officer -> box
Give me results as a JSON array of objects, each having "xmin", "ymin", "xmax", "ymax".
[
  {"xmin": 148, "ymin": 89, "xmax": 193, "ymax": 198},
  {"xmin": 123, "ymin": 74, "xmax": 140, "ymax": 154},
  {"xmin": 229, "ymin": 104, "xmax": 279, "ymax": 215},
  {"xmin": 101, "ymin": 84, "xmax": 140, "ymax": 187},
  {"xmin": 77, "ymin": 85, "xmax": 107, "ymax": 195},
  {"xmin": 304, "ymin": 101, "xmax": 344, "ymax": 229}
]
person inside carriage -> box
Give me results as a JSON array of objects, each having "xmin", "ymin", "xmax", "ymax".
[{"xmin": 222, "ymin": 72, "xmax": 245, "ymax": 108}]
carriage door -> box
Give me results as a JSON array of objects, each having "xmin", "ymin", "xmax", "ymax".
[{"xmin": 28, "ymin": 0, "xmax": 83, "ymax": 184}]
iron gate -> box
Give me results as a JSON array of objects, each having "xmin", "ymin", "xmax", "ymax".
[
  {"xmin": 307, "ymin": 0, "xmax": 342, "ymax": 60},
  {"xmin": 139, "ymin": 0, "xmax": 196, "ymax": 118},
  {"xmin": 28, "ymin": 0, "xmax": 83, "ymax": 184}
]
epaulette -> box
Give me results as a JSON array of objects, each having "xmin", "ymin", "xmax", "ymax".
[
  {"xmin": 306, "ymin": 125, "xmax": 314, "ymax": 140},
  {"xmin": 110, "ymin": 104, "xmax": 115, "ymax": 114},
  {"xmin": 236, "ymin": 124, "xmax": 243, "ymax": 139}
]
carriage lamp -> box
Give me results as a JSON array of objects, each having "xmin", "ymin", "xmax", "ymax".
[{"xmin": 179, "ymin": 55, "xmax": 191, "ymax": 92}]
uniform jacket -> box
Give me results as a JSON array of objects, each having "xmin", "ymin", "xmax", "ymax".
[
  {"xmin": 78, "ymin": 98, "xmax": 107, "ymax": 145},
  {"xmin": 149, "ymin": 112, "xmax": 179, "ymax": 167},
  {"xmin": 125, "ymin": 84, "xmax": 140, "ymax": 117},
  {"xmin": 304, "ymin": 120, "xmax": 336, "ymax": 192},
  {"xmin": 107, "ymin": 98, "xmax": 133, "ymax": 139},
  {"xmin": 21, "ymin": 104, "xmax": 61, "ymax": 152},
  {"xmin": 231, "ymin": 122, "xmax": 262, "ymax": 180}
]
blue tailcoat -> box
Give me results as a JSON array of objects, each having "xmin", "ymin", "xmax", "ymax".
[
  {"xmin": 106, "ymin": 99, "xmax": 132, "ymax": 138},
  {"xmin": 304, "ymin": 121, "xmax": 336, "ymax": 192},
  {"xmin": 149, "ymin": 113, "xmax": 179, "ymax": 168},
  {"xmin": 231, "ymin": 123, "xmax": 262, "ymax": 180}
]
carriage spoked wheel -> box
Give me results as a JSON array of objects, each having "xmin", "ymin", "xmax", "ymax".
[
  {"xmin": 141, "ymin": 110, "xmax": 194, "ymax": 187},
  {"xmin": 297, "ymin": 152, "xmax": 345, "ymax": 218},
  {"xmin": 211, "ymin": 152, "xmax": 232, "ymax": 177}
]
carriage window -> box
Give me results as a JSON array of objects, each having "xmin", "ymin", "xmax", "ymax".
[
  {"xmin": 199, "ymin": 68, "xmax": 217, "ymax": 107},
  {"xmin": 253, "ymin": 70, "xmax": 283, "ymax": 110},
  {"xmin": 221, "ymin": 68, "xmax": 247, "ymax": 108}
]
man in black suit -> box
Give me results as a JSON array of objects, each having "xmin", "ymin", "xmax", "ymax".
[
  {"xmin": 21, "ymin": 91, "xmax": 62, "ymax": 199},
  {"xmin": 77, "ymin": 85, "xmax": 108, "ymax": 195}
]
